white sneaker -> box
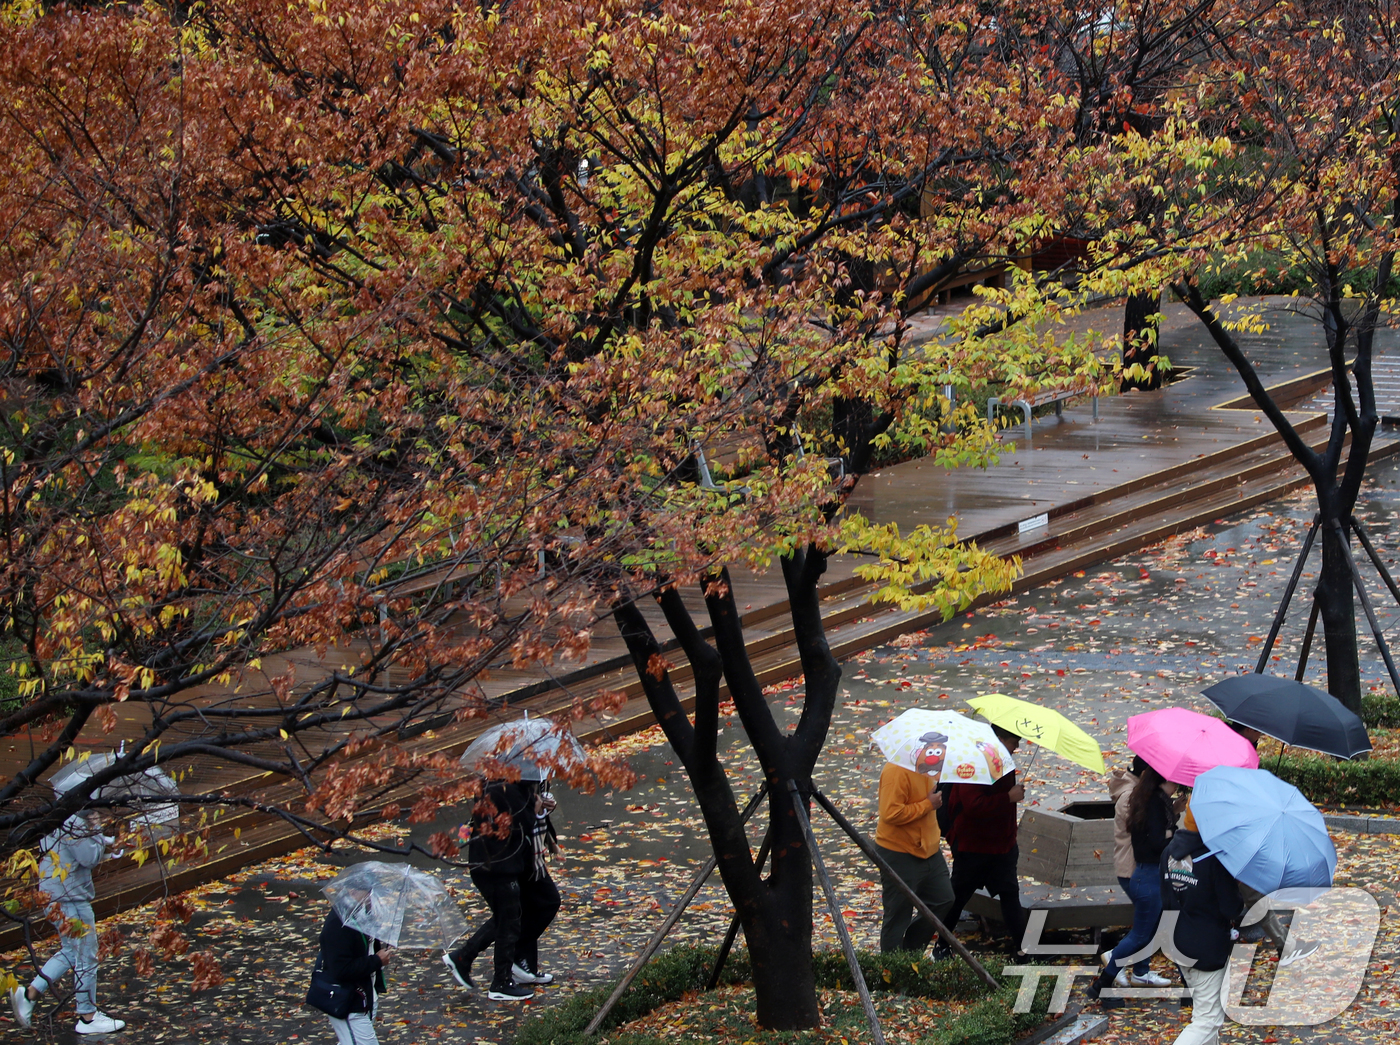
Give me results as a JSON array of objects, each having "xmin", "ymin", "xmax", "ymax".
[
  {"xmin": 1130, "ymin": 970, "xmax": 1173, "ymax": 987},
  {"xmin": 76, "ymin": 1012, "xmax": 125, "ymax": 1034},
  {"xmin": 1100, "ymin": 951, "xmax": 1113, "ymax": 967},
  {"xmin": 1112, "ymin": 969, "xmax": 1130, "ymax": 989},
  {"xmin": 9, "ymin": 988, "xmax": 34, "ymax": 1029},
  {"xmin": 511, "ymin": 961, "xmax": 554, "ymax": 985}
]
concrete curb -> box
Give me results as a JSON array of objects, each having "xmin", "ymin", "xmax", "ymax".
[
  {"xmin": 1323, "ymin": 813, "xmax": 1400, "ymax": 834},
  {"xmin": 1018, "ymin": 1011, "xmax": 1110, "ymax": 1045}
]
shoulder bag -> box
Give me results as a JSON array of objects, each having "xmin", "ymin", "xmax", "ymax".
[{"xmin": 305, "ymin": 954, "xmax": 364, "ymax": 1020}]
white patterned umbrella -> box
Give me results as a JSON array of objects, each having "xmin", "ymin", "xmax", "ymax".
[{"xmin": 869, "ymin": 708, "xmax": 1016, "ymax": 785}]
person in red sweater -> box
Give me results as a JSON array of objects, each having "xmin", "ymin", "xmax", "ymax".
[{"xmin": 941, "ymin": 726, "xmax": 1026, "ymax": 955}]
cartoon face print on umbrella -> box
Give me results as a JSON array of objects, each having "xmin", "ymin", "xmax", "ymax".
[
  {"xmin": 1011, "ymin": 717, "xmax": 1047, "ymax": 742},
  {"xmin": 912, "ymin": 732, "xmax": 949, "ymax": 781}
]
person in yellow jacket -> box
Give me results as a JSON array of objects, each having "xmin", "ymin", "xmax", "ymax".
[{"xmin": 875, "ymin": 749, "xmax": 955, "ymax": 955}]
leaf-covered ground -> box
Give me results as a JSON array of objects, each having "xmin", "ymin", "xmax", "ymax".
[{"xmin": 5, "ymin": 465, "xmax": 1400, "ymax": 1043}]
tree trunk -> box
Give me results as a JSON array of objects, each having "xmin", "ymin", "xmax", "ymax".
[
  {"xmin": 749, "ymin": 909, "xmax": 820, "ymax": 1028},
  {"xmin": 1317, "ymin": 518, "xmax": 1363, "ymax": 713},
  {"xmin": 744, "ymin": 789, "xmax": 820, "ymax": 1029},
  {"xmin": 1122, "ymin": 288, "xmax": 1164, "ymax": 390}
]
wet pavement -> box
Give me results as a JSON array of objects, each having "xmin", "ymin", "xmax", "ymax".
[{"xmin": 7, "ymin": 460, "xmax": 1400, "ymax": 1043}]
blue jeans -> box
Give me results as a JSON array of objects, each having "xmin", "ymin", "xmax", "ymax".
[{"xmin": 1108, "ymin": 864, "xmax": 1162, "ymax": 976}]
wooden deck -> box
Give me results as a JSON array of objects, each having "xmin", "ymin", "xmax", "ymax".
[{"xmin": 4, "ymin": 297, "xmax": 1395, "ymax": 944}]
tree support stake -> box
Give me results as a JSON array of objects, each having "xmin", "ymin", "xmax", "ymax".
[
  {"xmin": 1296, "ymin": 596, "xmax": 1321, "ymax": 682},
  {"xmin": 707, "ymin": 825, "xmax": 772, "ymax": 990},
  {"xmin": 585, "ymin": 782, "xmax": 768, "ymax": 1036},
  {"xmin": 1334, "ymin": 522, "xmax": 1400, "ymax": 699},
  {"xmin": 787, "ymin": 780, "xmax": 886, "ymax": 1045},
  {"xmin": 1256, "ymin": 513, "xmax": 1320, "ymax": 673},
  {"xmin": 1350, "ymin": 516, "xmax": 1400, "ymax": 613},
  {"xmin": 810, "ymin": 787, "xmax": 999, "ymax": 990}
]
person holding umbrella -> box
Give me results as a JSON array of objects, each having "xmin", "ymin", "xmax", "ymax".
[
  {"xmin": 313, "ymin": 861, "xmax": 466, "ymax": 1041},
  {"xmin": 1191, "ymin": 764, "xmax": 1336, "ymax": 972},
  {"xmin": 868, "ymin": 709, "xmax": 1019, "ymax": 953},
  {"xmin": 9, "ymin": 811, "xmax": 125, "ymax": 1035},
  {"xmin": 1204, "ymin": 673, "xmax": 1364, "ymax": 964},
  {"xmin": 942, "ymin": 726, "xmax": 1027, "ymax": 956},
  {"xmin": 1158, "ymin": 801, "xmax": 1243, "ymax": 1045},
  {"xmin": 1087, "ymin": 760, "xmax": 1179, "ymax": 1002},
  {"xmin": 874, "ymin": 730, "xmax": 955, "ymax": 955},
  {"xmin": 316, "ymin": 885, "xmax": 395, "ymax": 1045}
]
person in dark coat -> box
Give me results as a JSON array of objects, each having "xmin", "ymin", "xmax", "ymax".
[
  {"xmin": 1224, "ymin": 721, "xmax": 1314, "ymax": 964},
  {"xmin": 939, "ymin": 727, "xmax": 1026, "ymax": 954},
  {"xmin": 442, "ymin": 778, "xmax": 550, "ymax": 1001},
  {"xmin": 1088, "ymin": 763, "xmax": 1179, "ymax": 1003},
  {"xmin": 1159, "ymin": 803, "xmax": 1243, "ymax": 1045},
  {"xmin": 317, "ymin": 887, "xmax": 394, "ymax": 1045}
]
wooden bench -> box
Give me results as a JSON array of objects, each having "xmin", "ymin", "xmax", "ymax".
[{"xmin": 987, "ymin": 387, "xmax": 1097, "ymax": 441}]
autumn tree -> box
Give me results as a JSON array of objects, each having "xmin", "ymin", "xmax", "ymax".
[
  {"xmin": 1076, "ymin": 0, "xmax": 1400, "ymax": 710},
  {"xmin": 0, "ymin": 0, "xmax": 633, "ymax": 908}
]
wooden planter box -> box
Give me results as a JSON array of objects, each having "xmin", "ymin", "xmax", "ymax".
[{"xmin": 1018, "ymin": 798, "xmax": 1118, "ymax": 888}]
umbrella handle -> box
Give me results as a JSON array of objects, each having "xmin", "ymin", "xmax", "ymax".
[{"xmin": 1021, "ymin": 744, "xmax": 1041, "ymax": 778}]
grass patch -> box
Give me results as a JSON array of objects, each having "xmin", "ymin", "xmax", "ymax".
[
  {"xmin": 919, "ymin": 982, "xmax": 1053, "ymax": 1045},
  {"xmin": 514, "ymin": 946, "xmax": 1039, "ymax": 1045}
]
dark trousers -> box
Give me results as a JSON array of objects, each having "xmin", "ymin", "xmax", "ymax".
[
  {"xmin": 876, "ymin": 845, "xmax": 955, "ymax": 953},
  {"xmin": 945, "ymin": 846, "xmax": 1025, "ymax": 951},
  {"xmin": 452, "ymin": 872, "xmax": 559, "ymax": 985}
]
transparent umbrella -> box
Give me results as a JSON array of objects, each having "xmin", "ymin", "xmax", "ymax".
[
  {"xmin": 321, "ymin": 862, "xmax": 468, "ymax": 950},
  {"xmin": 460, "ymin": 714, "xmax": 588, "ymax": 782},
  {"xmin": 48, "ymin": 751, "xmax": 180, "ymax": 837}
]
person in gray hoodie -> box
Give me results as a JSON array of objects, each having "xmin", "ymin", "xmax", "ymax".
[{"xmin": 8, "ymin": 813, "xmax": 126, "ymax": 1035}]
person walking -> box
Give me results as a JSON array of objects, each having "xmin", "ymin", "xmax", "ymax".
[
  {"xmin": 1223, "ymin": 721, "xmax": 1314, "ymax": 964},
  {"xmin": 874, "ymin": 754, "xmax": 955, "ymax": 955},
  {"xmin": 442, "ymin": 777, "xmax": 538, "ymax": 1000},
  {"xmin": 1089, "ymin": 761, "xmax": 1178, "ymax": 1002},
  {"xmin": 941, "ymin": 726, "xmax": 1026, "ymax": 955},
  {"xmin": 443, "ymin": 781, "xmax": 560, "ymax": 992},
  {"xmin": 315, "ymin": 885, "xmax": 394, "ymax": 1045},
  {"xmin": 1159, "ymin": 802, "xmax": 1243, "ymax": 1045},
  {"xmin": 9, "ymin": 813, "xmax": 125, "ymax": 1035}
]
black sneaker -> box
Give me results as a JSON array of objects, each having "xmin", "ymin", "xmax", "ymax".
[
  {"xmin": 512, "ymin": 961, "xmax": 554, "ymax": 985},
  {"xmin": 487, "ymin": 982, "xmax": 534, "ymax": 1002},
  {"xmin": 1237, "ymin": 923, "xmax": 1269, "ymax": 944},
  {"xmin": 930, "ymin": 942, "xmax": 953, "ymax": 962},
  {"xmin": 442, "ymin": 951, "xmax": 475, "ymax": 990}
]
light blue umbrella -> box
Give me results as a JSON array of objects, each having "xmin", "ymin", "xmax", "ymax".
[{"xmin": 1191, "ymin": 765, "xmax": 1336, "ymax": 894}]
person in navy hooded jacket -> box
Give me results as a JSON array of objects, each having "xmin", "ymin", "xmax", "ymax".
[{"xmin": 1159, "ymin": 801, "xmax": 1243, "ymax": 1045}]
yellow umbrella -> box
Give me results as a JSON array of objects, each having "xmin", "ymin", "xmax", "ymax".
[{"xmin": 965, "ymin": 693, "xmax": 1105, "ymax": 774}]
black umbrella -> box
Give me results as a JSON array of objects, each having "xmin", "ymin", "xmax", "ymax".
[{"xmin": 1202, "ymin": 675, "xmax": 1372, "ymax": 760}]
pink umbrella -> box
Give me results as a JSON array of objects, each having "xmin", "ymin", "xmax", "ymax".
[{"xmin": 1127, "ymin": 707, "xmax": 1260, "ymax": 785}]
